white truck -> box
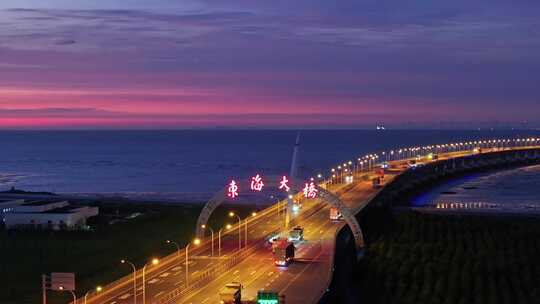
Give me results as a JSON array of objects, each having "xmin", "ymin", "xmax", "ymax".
[
  {"xmin": 288, "ymin": 226, "xmax": 304, "ymax": 242},
  {"xmin": 219, "ymin": 282, "xmax": 242, "ymax": 304}
]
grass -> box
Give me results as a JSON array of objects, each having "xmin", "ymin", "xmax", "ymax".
[
  {"xmin": 355, "ymin": 211, "xmax": 540, "ymax": 304},
  {"xmin": 0, "ymin": 201, "xmax": 256, "ymax": 304}
]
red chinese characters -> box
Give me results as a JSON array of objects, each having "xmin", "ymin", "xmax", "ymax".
[
  {"xmin": 250, "ymin": 174, "xmax": 264, "ymax": 191},
  {"xmin": 227, "ymin": 180, "xmax": 239, "ymax": 198},
  {"xmin": 303, "ymin": 182, "xmax": 318, "ymax": 198},
  {"xmin": 279, "ymin": 176, "xmax": 290, "ymax": 192}
]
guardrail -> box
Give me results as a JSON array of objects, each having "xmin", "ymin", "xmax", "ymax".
[{"xmin": 154, "ymin": 242, "xmax": 261, "ymax": 304}]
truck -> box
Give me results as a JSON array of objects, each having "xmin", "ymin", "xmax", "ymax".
[
  {"xmin": 273, "ymin": 239, "xmax": 295, "ymax": 267},
  {"xmin": 219, "ymin": 282, "xmax": 242, "ymax": 304},
  {"xmin": 329, "ymin": 207, "xmax": 342, "ymax": 221},
  {"xmin": 288, "ymin": 226, "xmax": 304, "ymax": 241},
  {"xmin": 372, "ymin": 177, "xmax": 382, "ymax": 189}
]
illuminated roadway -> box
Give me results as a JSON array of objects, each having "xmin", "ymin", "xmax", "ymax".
[{"xmin": 84, "ymin": 140, "xmax": 540, "ymax": 304}]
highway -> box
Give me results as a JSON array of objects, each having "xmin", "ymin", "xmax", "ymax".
[
  {"xmin": 86, "ymin": 165, "xmax": 389, "ymax": 304},
  {"xmin": 82, "ymin": 140, "xmax": 540, "ymax": 304}
]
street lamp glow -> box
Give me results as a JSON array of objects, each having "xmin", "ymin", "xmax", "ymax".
[
  {"xmin": 201, "ymin": 224, "xmax": 206, "ymax": 229},
  {"xmin": 228, "ymin": 211, "xmax": 235, "ymax": 217},
  {"xmin": 193, "ymin": 238, "xmax": 201, "ymax": 245},
  {"xmin": 288, "ymin": 194, "xmax": 293, "ymax": 199},
  {"xmin": 251, "ymin": 212, "xmax": 257, "ymax": 217},
  {"xmin": 151, "ymin": 258, "xmax": 159, "ymax": 265},
  {"xmin": 226, "ymin": 224, "xmax": 232, "ymax": 229},
  {"xmin": 96, "ymin": 286, "xmax": 102, "ymax": 292}
]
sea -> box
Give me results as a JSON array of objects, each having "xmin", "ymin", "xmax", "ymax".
[
  {"xmin": 413, "ymin": 164, "xmax": 540, "ymax": 214},
  {"xmin": 1, "ymin": 130, "xmax": 539, "ymax": 203}
]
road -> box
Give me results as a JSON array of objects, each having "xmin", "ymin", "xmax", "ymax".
[{"xmin": 84, "ymin": 145, "xmax": 539, "ymax": 304}]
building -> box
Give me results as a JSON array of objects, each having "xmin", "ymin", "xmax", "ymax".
[{"xmin": 3, "ymin": 200, "xmax": 99, "ymax": 230}]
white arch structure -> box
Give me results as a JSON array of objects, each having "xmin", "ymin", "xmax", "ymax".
[{"xmin": 195, "ymin": 176, "xmax": 365, "ymax": 252}]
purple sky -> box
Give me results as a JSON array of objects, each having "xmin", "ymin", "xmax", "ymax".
[{"xmin": 0, "ymin": 0, "xmax": 539, "ymax": 129}]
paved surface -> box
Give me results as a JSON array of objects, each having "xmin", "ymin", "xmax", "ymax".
[{"xmin": 85, "ymin": 146, "xmax": 538, "ymax": 304}]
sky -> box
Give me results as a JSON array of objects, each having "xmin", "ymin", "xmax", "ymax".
[{"xmin": 0, "ymin": 0, "xmax": 539, "ymax": 129}]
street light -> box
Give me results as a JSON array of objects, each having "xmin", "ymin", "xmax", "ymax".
[
  {"xmin": 229, "ymin": 212, "xmax": 242, "ymax": 251},
  {"xmin": 218, "ymin": 225, "xmax": 231, "ymax": 257},
  {"xmin": 186, "ymin": 238, "xmax": 201, "ymax": 287},
  {"xmin": 84, "ymin": 286, "xmax": 102, "ymax": 304},
  {"xmin": 201, "ymin": 224, "xmax": 215, "ymax": 257},
  {"xmin": 244, "ymin": 212, "xmax": 257, "ymax": 247},
  {"xmin": 58, "ymin": 286, "xmax": 77, "ymax": 304},
  {"xmin": 142, "ymin": 258, "xmax": 159, "ymax": 304},
  {"xmin": 165, "ymin": 240, "xmax": 181, "ymax": 257},
  {"xmin": 121, "ymin": 259, "xmax": 137, "ymax": 304}
]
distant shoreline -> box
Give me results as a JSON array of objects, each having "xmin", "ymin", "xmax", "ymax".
[{"xmin": 0, "ymin": 190, "xmax": 208, "ymax": 206}]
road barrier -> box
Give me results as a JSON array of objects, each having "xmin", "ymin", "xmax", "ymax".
[{"xmin": 154, "ymin": 241, "xmax": 264, "ymax": 304}]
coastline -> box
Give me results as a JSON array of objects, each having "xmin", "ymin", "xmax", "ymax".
[{"xmin": 0, "ymin": 191, "xmax": 209, "ymax": 206}]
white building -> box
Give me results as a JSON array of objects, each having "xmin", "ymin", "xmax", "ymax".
[{"xmin": 3, "ymin": 200, "xmax": 99, "ymax": 230}]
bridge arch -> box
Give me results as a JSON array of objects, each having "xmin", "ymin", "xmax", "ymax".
[{"xmin": 195, "ymin": 175, "xmax": 364, "ymax": 255}]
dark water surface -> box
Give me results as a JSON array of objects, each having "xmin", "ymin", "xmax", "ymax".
[
  {"xmin": 0, "ymin": 130, "xmax": 538, "ymax": 201},
  {"xmin": 413, "ymin": 165, "xmax": 540, "ymax": 214}
]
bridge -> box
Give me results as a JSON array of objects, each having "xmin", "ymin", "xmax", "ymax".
[{"xmin": 82, "ymin": 137, "xmax": 540, "ymax": 304}]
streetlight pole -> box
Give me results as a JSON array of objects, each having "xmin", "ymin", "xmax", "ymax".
[
  {"xmin": 121, "ymin": 259, "xmax": 137, "ymax": 304},
  {"xmin": 142, "ymin": 258, "xmax": 159, "ymax": 304},
  {"xmin": 166, "ymin": 240, "xmax": 180, "ymax": 257},
  {"xmin": 185, "ymin": 238, "xmax": 201, "ymax": 287},
  {"xmin": 84, "ymin": 286, "xmax": 102, "ymax": 304},
  {"xmin": 58, "ymin": 286, "xmax": 76, "ymax": 304},
  {"xmin": 201, "ymin": 225, "xmax": 214, "ymax": 257},
  {"xmin": 229, "ymin": 212, "xmax": 242, "ymax": 251},
  {"xmin": 185, "ymin": 243, "xmax": 190, "ymax": 287},
  {"xmin": 244, "ymin": 212, "xmax": 257, "ymax": 248},
  {"xmin": 218, "ymin": 228, "xmax": 223, "ymax": 257}
]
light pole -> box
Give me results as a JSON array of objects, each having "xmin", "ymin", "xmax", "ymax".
[
  {"xmin": 186, "ymin": 238, "xmax": 201, "ymax": 287},
  {"xmin": 58, "ymin": 286, "xmax": 76, "ymax": 304},
  {"xmin": 244, "ymin": 212, "xmax": 257, "ymax": 247},
  {"xmin": 201, "ymin": 224, "xmax": 214, "ymax": 257},
  {"xmin": 84, "ymin": 286, "xmax": 102, "ymax": 304},
  {"xmin": 142, "ymin": 258, "xmax": 159, "ymax": 304},
  {"xmin": 218, "ymin": 227, "xmax": 226, "ymax": 257},
  {"xmin": 229, "ymin": 212, "xmax": 242, "ymax": 251},
  {"xmin": 166, "ymin": 240, "xmax": 181, "ymax": 257},
  {"xmin": 121, "ymin": 259, "xmax": 137, "ymax": 304}
]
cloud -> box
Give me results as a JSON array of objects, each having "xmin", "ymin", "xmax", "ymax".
[
  {"xmin": 55, "ymin": 39, "xmax": 76, "ymax": 45},
  {"xmin": 0, "ymin": 107, "xmax": 123, "ymax": 118},
  {"xmin": 0, "ymin": 1, "xmax": 539, "ymax": 127}
]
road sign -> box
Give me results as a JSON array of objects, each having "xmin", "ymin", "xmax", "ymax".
[
  {"xmin": 50, "ymin": 272, "xmax": 75, "ymax": 291},
  {"xmin": 257, "ymin": 290, "xmax": 282, "ymax": 304}
]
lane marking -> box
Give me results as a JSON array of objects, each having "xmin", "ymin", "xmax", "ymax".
[{"xmin": 118, "ymin": 293, "xmax": 131, "ymax": 300}]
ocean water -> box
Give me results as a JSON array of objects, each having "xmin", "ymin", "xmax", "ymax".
[
  {"xmin": 413, "ymin": 165, "xmax": 540, "ymax": 213},
  {"xmin": 0, "ymin": 130, "xmax": 538, "ymax": 201}
]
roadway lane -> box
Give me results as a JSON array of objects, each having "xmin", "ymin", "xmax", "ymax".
[
  {"xmin": 178, "ymin": 204, "xmax": 337, "ymax": 304},
  {"xmin": 87, "ymin": 194, "xmax": 324, "ymax": 304},
  {"xmin": 88, "ymin": 146, "xmax": 536, "ymax": 304}
]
